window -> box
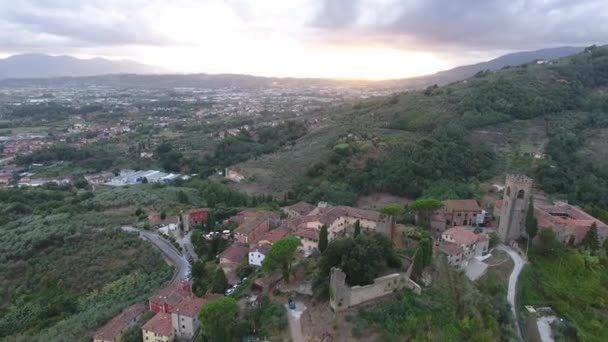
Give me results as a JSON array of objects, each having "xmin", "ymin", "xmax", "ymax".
[
  {"xmin": 506, "ymin": 187, "xmax": 511, "ymax": 196},
  {"xmin": 517, "ymin": 189, "xmax": 525, "ymax": 199},
  {"xmin": 182, "ymin": 325, "xmax": 186, "ymax": 329}
]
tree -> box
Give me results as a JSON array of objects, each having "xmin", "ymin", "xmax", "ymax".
[
  {"xmin": 537, "ymin": 229, "xmax": 562, "ymax": 257},
  {"xmin": 489, "ymin": 232, "xmax": 500, "ymax": 248},
  {"xmin": 200, "ymin": 297, "xmax": 239, "ymax": 341},
  {"xmin": 160, "ymin": 211, "xmax": 167, "ymax": 220},
  {"xmin": 582, "ymin": 222, "xmax": 600, "ymax": 251},
  {"xmin": 525, "ymin": 197, "xmax": 538, "ymax": 255},
  {"xmin": 381, "ymin": 203, "xmax": 405, "ymax": 216},
  {"xmin": 410, "ymin": 198, "xmax": 442, "ymax": 227},
  {"xmin": 212, "ymin": 268, "xmax": 228, "ymax": 293},
  {"xmin": 177, "ymin": 190, "xmax": 189, "ymax": 204},
  {"xmin": 414, "ymin": 235, "xmax": 433, "ymax": 273},
  {"xmin": 263, "ymin": 236, "xmax": 301, "ymax": 282},
  {"xmin": 353, "ymin": 220, "xmax": 361, "ymax": 237},
  {"xmin": 319, "ymin": 225, "xmax": 328, "ymax": 252}
]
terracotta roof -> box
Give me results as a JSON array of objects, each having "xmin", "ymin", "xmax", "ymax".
[
  {"xmin": 142, "ymin": 312, "xmax": 173, "ymax": 337},
  {"xmin": 249, "ymin": 243, "xmax": 272, "ymax": 255},
  {"xmin": 444, "ymin": 199, "xmax": 481, "ymax": 212},
  {"xmin": 443, "ymin": 226, "xmax": 478, "ymax": 245},
  {"xmin": 218, "ymin": 244, "xmax": 249, "ymax": 263},
  {"xmin": 173, "ymin": 297, "xmax": 205, "ymax": 317},
  {"xmin": 339, "ymin": 206, "xmax": 381, "ymax": 221},
  {"xmin": 235, "ymin": 216, "xmax": 269, "ymax": 235},
  {"xmin": 319, "ymin": 207, "xmax": 347, "ymax": 225},
  {"xmin": 258, "ymin": 227, "xmax": 290, "ymax": 244},
  {"xmin": 294, "ymin": 227, "xmax": 319, "ymax": 241},
  {"xmin": 94, "ymin": 303, "xmax": 147, "ymax": 341},
  {"xmin": 439, "ymin": 241, "xmax": 462, "ymax": 256},
  {"xmin": 149, "ymin": 281, "xmax": 192, "ymax": 307},
  {"xmin": 285, "ymin": 201, "xmax": 316, "ymax": 216}
]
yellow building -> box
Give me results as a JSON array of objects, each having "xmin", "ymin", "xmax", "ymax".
[{"xmin": 142, "ymin": 312, "xmax": 174, "ymax": 342}]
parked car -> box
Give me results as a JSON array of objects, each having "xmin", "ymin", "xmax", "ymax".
[
  {"xmin": 288, "ymin": 298, "xmax": 296, "ymax": 310},
  {"xmin": 225, "ymin": 287, "xmax": 236, "ymax": 296}
]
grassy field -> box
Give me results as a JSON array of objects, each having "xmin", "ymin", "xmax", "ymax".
[{"xmin": 518, "ymin": 248, "xmax": 608, "ymax": 341}]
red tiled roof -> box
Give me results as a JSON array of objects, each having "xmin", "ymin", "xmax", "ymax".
[
  {"xmin": 250, "ymin": 243, "xmax": 272, "ymax": 255},
  {"xmin": 444, "ymin": 199, "xmax": 481, "ymax": 212},
  {"xmin": 143, "ymin": 312, "xmax": 173, "ymax": 337},
  {"xmin": 285, "ymin": 201, "xmax": 316, "ymax": 216},
  {"xmin": 235, "ymin": 217, "xmax": 269, "ymax": 235},
  {"xmin": 258, "ymin": 227, "xmax": 290, "ymax": 244},
  {"xmin": 94, "ymin": 303, "xmax": 147, "ymax": 340},
  {"xmin": 339, "ymin": 206, "xmax": 381, "ymax": 221},
  {"xmin": 149, "ymin": 281, "xmax": 192, "ymax": 307},
  {"xmin": 218, "ymin": 244, "xmax": 249, "ymax": 263},
  {"xmin": 173, "ymin": 297, "xmax": 205, "ymax": 317},
  {"xmin": 443, "ymin": 226, "xmax": 478, "ymax": 245},
  {"xmin": 439, "ymin": 241, "xmax": 462, "ymax": 256},
  {"xmin": 294, "ymin": 227, "xmax": 319, "ymax": 241}
]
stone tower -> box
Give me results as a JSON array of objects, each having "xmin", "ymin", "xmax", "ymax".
[{"xmin": 498, "ymin": 174, "xmax": 533, "ymax": 242}]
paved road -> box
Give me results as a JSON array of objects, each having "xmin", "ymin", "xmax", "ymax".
[
  {"xmin": 537, "ymin": 316, "xmax": 557, "ymax": 342},
  {"xmin": 498, "ymin": 244, "xmax": 525, "ymax": 340},
  {"xmin": 121, "ymin": 226, "xmax": 190, "ymax": 280},
  {"xmin": 285, "ymin": 300, "xmax": 306, "ymax": 342}
]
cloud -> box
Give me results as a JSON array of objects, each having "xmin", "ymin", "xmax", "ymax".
[
  {"xmin": 0, "ymin": 0, "xmax": 174, "ymax": 49},
  {"xmin": 307, "ymin": 0, "xmax": 608, "ymax": 51}
]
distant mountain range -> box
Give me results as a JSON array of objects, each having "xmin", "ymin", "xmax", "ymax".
[
  {"xmin": 0, "ymin": 54, "xmax": 163, "ymax": 79},
  {"xmin": 0, "ymin": 47, "xmax": 586, "ymax": 87}
]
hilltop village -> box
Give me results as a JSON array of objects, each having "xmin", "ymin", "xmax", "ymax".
[{"xmin": 84, "ymin": 173, "xmax": 607, "ymax": 342}]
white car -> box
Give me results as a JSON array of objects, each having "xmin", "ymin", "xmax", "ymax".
[{"xmin": 225, "ymin": 288, "xmax": 235, "ymax": 296}]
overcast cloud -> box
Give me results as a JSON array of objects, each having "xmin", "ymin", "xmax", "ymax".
[{"xmin": 0, "ymin": 0, "xmax": 606, "ymax": 77}]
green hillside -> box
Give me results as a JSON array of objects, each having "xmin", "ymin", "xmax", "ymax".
[{"xmin": 234, "ymin": 45, "xmax": 608, "ymax": 210}]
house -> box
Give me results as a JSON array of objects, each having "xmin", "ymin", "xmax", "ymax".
[
  {"xmin": 148, "ymin": 281, "xmax": 193, "ymax": 314},
  {"xmin": 93, "ymin": 303, "xmax": 147, "ymax": 342},
  {"xmin": 439, "ymin": 226, "xmax": 489, "ymax": 268},
  {"xmin": 293, "ymin": 227, "xmax": 319, "ymax": 253},
  {"xmin": 218, "ymin": 244, "xmax": 249, "ymax": 284},
  {"xmin": 534, "ymin": 201, "xmax": 608, "ymax": 245},
  {"xmin": 256, "ymin": 227, "xmax": 290, "ymax": 246},
  {"xmin": 182, "ymin": 208, "xmax": 209, "ymax": 231},
  {"xmin": 431, "ymin": 199, "xmax": 482, "ymax": 234},
  {"xmin": 283, "ymin": 201, "xmax": 316, "ymax": 218},
  {"xmin": 231, "ymin": 210, "xmax": 280, "ymax": 244},
  {"xmin": 249, "ymin": 243, "xmax": 271, "ymax": 267},
  {"xmin": 85, "ymin": 172, "xmax": 114, "ymax": 185},
  {"xmin": 142, "ymin": 312, "xmax": 174, "ymax": 342},
  {"xmin": 171, "ymin": 297, "xmax": 205, "ymax": 341}
]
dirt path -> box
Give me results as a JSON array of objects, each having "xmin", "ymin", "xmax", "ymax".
[{"xmin": 285, "ymin": 301, "xmax": 306, "ymax": 342}]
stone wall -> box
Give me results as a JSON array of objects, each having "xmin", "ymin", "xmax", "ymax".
[{"xmin": 329, "ymin": 265, "xmax": 421, "ymax": 312}]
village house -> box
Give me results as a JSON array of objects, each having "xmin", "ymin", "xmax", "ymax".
[
  {"xmin": 93, "ymin": 303, "xmax": 147, "ymax": 342},
  {"xmin": 283, "ymin": 201, "xmax": 316, "ymax": 218},
  {"xmin": 248, "ymin": 227, "xmax": 291, "ymax": 267},
  {"xmin": 170, "ymin": 297, "xmax": 206, "ymax": 341},
  {"xmin": 84, "ymin": 171, "xmax": 114, "ymax": 185},
  {"xmin": 225, "ymin": 168, "xmax": 245, "ymax": 182},
  {"xmin": 534, "ymin": 201, "xmax": 608, "ymax": 245},
  {"xmin": 249, "ymin": 243, "xmax": 271, "ymax": 267},
  {"xmin": 142, "ymin": 312, "xmax": 174, "ymax": 342},
  {"xmin": 148, "ymin": 280, "xmax": 193, "ymax": 314},
  {"xmin": 218, "ymin": 244, "xmax": 250, "ymax": 284},
  {"xmin": 431, "ymin": 199, "xmax": 482, "ymax": 234},
  {"xmin": 181, "ymin": 208, "xmax": 209, "ymax": 231},
  {"xmin": 293, "ymin": 227, "xmax": 320, "ymax": 253},
  {"xmin": 439, "ymin": 226, "xmax": 489, "ymax": 268},
  {"xmin": 231, "ymin": 210, "xmax": 280, "ymax": 244}
]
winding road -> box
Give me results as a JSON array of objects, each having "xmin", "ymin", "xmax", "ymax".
[
  {"xmin": 498, "ymin": 244, "xmax": 525, "ymax": 340},
  {"xmin": 121, "ymin": 226, "xmax": 190, "ymax": 280}
]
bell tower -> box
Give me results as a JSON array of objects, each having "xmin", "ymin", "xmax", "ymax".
[{"xmin": 498, "ymin": 174, "xmax": 533, "ymax": 242}]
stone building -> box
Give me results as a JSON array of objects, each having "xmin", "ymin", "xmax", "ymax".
[{"xmin": 498, "ymin": 174, "xmax": 533, "ymax": 241}]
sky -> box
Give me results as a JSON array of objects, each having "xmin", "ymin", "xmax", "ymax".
[{"xmin": 0, "ymin": 0, "xmax": 606, "ymax": 80}]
